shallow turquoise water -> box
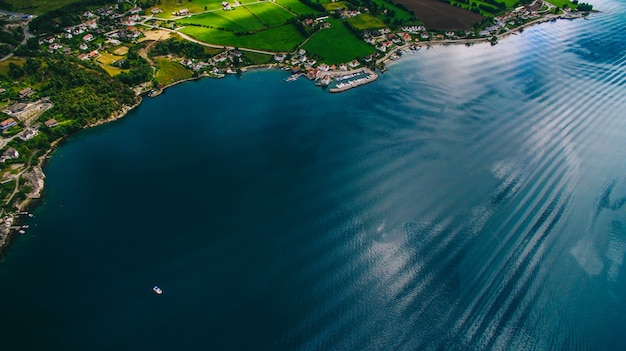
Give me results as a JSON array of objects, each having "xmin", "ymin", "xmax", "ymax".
[{"xmin": 2, "ymin": 2, "xmax": 626, "ymax": 349}]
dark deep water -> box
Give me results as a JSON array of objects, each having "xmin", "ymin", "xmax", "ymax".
[{"xmin": 2, "ymin": 2, "xmax": 626, "ymax": 349}]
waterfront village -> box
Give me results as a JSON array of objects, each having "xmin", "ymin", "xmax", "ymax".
[
  {"xmin": 0, "ymin": 0, "xmax": 592, "ymax": 253},
  {"xmin": 4, "ymin": 0, "xmax": 587, "ymax": 91}
]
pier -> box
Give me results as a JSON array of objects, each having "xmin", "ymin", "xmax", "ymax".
[{"xmin": 328, "ymin": 68, "xmax": 378, "ymax": 93}]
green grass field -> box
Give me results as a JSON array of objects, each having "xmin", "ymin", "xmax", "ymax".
[
  {"xmin": 303, "ymin": 19, "xmax": 375, "ymax": 64},
  {"xmin": 500, "ymin": 0, "xmax": 522, "ymax": 6},
  {"xmin": 0, "ymin": 58, "xmax": 24, "ymax": 75},
  {"xmin": 244, "ymin": 2, "xmax": 295, "ymax": 27},
  {"xmin": 155, "ymin": 58, "xmax": 194, "ymax": 86},
  {"xmin": 243, "ymin": 52, "xmax": 273, "ymax": 64},
  {"xmin": 154, "ymin": 0, "xmax": 238, "ymax": 18},
  {"xmin": 154, "ymin": 0, "xmax": 264, "ymax": 18},
  {"xmin": 448, "ymin": 0, "xmax": 511, "ymax": 16},
  {"xmin": 371, "ymin": 0, "xmax": 414, "ymax": 21},
  {"xmin": 96, "ymin": 52, "xmax": 128, "ymax": 76},
  {"xmin": 347, "ymin": 13, "xmax": 387, "ymax": 30},
  {"xmin": 545, "ymin": 0, "xmax": 578, "ymax": 8},
  {"xmin": 1, "ymin": 0, "xmax": 80, "ymax": 14},
  {"xmin": 153, "ymin": 0, "xmax": 213, "ymax": 18},
  {"xmin": 274, "ymin": 0, "xmax": 321, "ymax": 15},
  {"xmin": 322, "ymin": 1, "xmax": 348, "ymax": 11},
  {"xmin": 177, "ymin": 9, "xmax": 266, "ymax": 32},
  {"xmin": 180, "ymin": 24, "xmax": 305, "ymax": 51}
]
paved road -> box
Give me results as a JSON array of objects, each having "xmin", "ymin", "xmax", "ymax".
[{"xmin": 0, "ymin": 20, "xmax": 32, "ymax": 62}]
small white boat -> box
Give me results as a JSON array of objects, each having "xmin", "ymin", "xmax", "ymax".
[{"xmin": 153, "ymin": 286, "xmax": 163, "ymax": 295}]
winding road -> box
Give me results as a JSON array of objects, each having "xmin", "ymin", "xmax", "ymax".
[{"xmin": 0, "ymin": 19, "xmax": 33, "ymax": 62}]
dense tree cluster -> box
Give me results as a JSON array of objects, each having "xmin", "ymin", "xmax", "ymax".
[
  {"xmin": 149, "ymin": 38, "xmax": 210, "ymax": 59},
  {"xmin": 116, "ymin": 45, "xmax": 152, "ymax": 85},
  {"xmin": 0, "ymin": 24, "xmax": 25, "ymax": 56},
  {"xmin": 0, "ymin": 55, "xmax": 138, "ymax": 182},
  {"xmin": 445, "ymin": 0, "xmax": 506, "ymax": 15},
  {"xmin": 0, "ymin": 1, "xmax": 12, "ymax": 10},
  {"xmin": 138, "ymin": 0, "xmax": 162, "ymax": 8},
  {"xmin": 289, "ymin": 17, "xmax": 318, "ymax": 37},
  {"xmin": 345, "ymin": 0, "xmax": 416, "ymax": 26},
  {"xmin": 1, "ymin": 56, "xmax": 137, "ymax": 127},
  {"xmin": 42, "ymin": 57, "xmax": 137, "ymax": 124},
  {"xmin": 298, "ymin": 0, "xmax": 326, "ymax": 12}
]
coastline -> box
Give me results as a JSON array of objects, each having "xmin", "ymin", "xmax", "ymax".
[
  {"xmin": 0, "ymin": 99, "xmax": 142, "ymax": 258},
  {"xmin": 375, "ymin": 10, "xmax": 586, "ymax": 67},
  {"xmin": 0, "ymin": 9, "xmax": 590, "ymax": 259}
]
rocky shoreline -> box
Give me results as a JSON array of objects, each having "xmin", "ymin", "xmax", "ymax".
[{"xmin": 0, "ymin": 99, "xmax": 143, "ymax": 258}]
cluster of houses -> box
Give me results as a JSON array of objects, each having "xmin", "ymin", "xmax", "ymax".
[
  {"xmin": 286, "ymin": 49, "xmax": 316, "ymax": 67},
  {"xmin": 276, "ymin": 48, "xmax": 364, "ymax": 82},
  {"xmin": 180, "ymin": 58, "xmax": 210, "ymax": 71},
  {"xmin": 40, "ymin": 5, "xmax": 146, "ymax": 60},
  {"xmin": 178, "ymin": 45, "xmax": 368, "ymax": 82},
  {"xmin": 301, "ymin": 16, "xmax": 331, "ymax": 29},
  {"xmin": 398, "ymin": 25, "xmax": 459, "ymax": 40},
  {"xmin": 360, "ymin": 28, "xmax": 416, "ymax": 52},
  {"xmin": 0, "ymin": 94, "xmax": 57, "ymax": 158},
  {"xmin": 0, "ymin": 112, "xmax": 59, "ymax": 161},
  {"xmin": 178, "ymin": 49, "xmax": 245, "ymax": 73},
  {"xmin": 484, "ymin": 2, "xmax": 546, "ymax": 36},
  {"xmin": 337, "ymin": 9, "xmax": 361, "ymax": 19},
  {"xmin": 274, "ymin": 47, "xmax": 379, "ymax": 82}
]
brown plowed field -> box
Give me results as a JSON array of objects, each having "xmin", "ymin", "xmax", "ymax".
[{"xmin": 394, "ymin": 0, "xmax": 484, "ymax": 30}]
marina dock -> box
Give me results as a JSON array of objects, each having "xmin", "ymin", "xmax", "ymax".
[{"xmin": 328, "ymin": 68, "xmax": 378, "ymax": 93}]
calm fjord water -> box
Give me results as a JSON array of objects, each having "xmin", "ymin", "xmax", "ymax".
[{"xmin": 3, "ymin": 1, "xmax": 626, "ymax": 349}]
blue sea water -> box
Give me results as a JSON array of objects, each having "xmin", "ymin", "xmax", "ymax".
[{"xmin": 2, "ymin": 1, "xmax": 626, "ymax": 349}]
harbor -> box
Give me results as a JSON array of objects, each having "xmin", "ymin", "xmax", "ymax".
[
  {"xmin": 328, "ymin": 68, "xmax": 378, "ymax": 93},
  {"xmin": 285, "ymin": 67, "xmax": 379, "ymax": 92}
]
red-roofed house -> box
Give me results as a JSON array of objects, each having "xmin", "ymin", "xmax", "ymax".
[
  {"xmin": 44, "ymin": 119, "xmax": 59, "ymax": 128},
  {"xmin": 1, "ymin": 118, "xmax": 17, "ymax": 130}
]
